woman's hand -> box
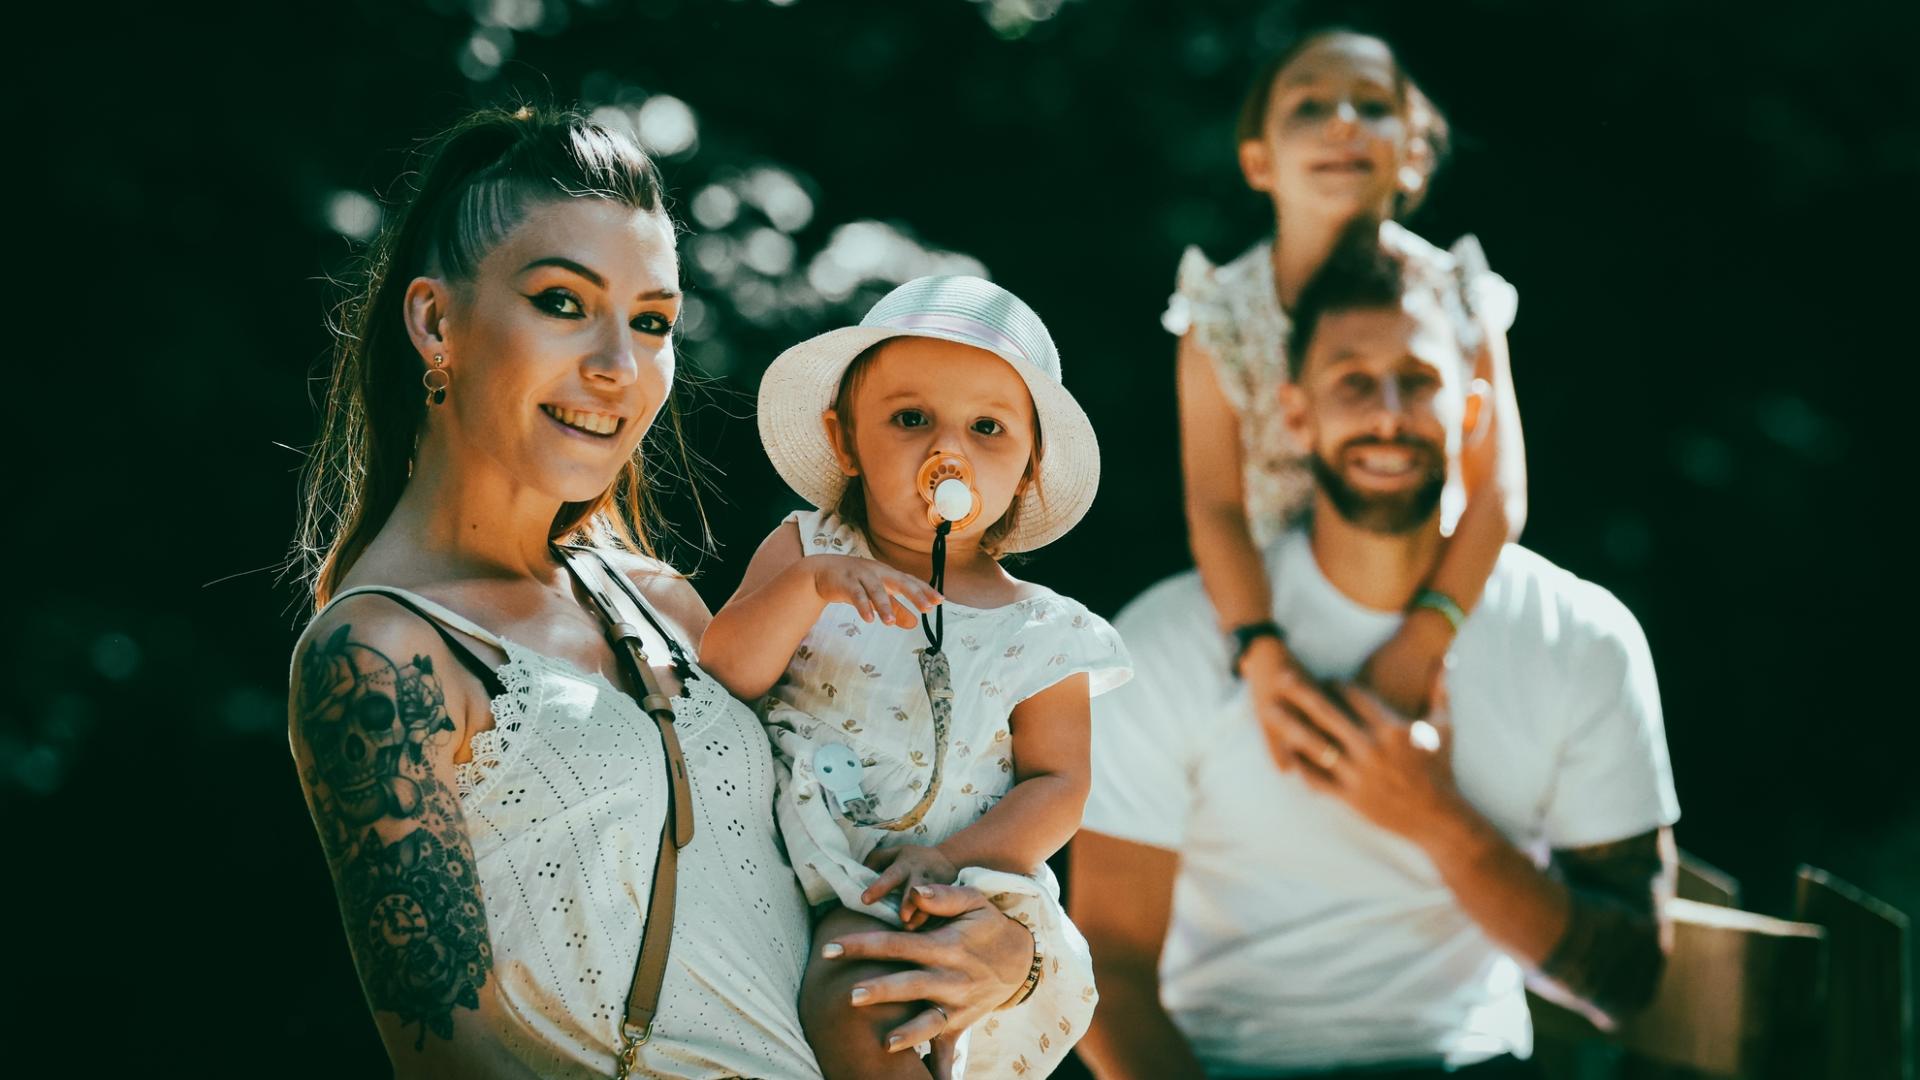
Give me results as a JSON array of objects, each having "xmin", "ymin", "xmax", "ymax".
[
  {"xmin": 861, "ymin": 845, "xmax": 960, "ymax": 929},
  {"xmin": 822, "ymin": 883, "xmax": 1032, "ymax": 1063},
  {"xmin": 809, "ymin": 555, "xmax": 943, "ymax": 629}
]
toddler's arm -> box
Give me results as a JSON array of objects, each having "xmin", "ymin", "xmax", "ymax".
[
  {"xmin": 701, "ymin": 521, "xmax": 943, "ymax": 701},
  {"xmin": 934, "ymin": 673, "xmax": 1092, "ymax": 881}
]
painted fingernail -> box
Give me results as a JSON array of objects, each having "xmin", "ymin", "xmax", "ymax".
[
  {"xmin": 821, "ymin": 943, "xmax": 843, "ymax": 959},
  {"xmin": 913, "ymin": 885, "xmax": 933, "ymax": 897},
  {"xmin": 850, "ymin": 987, "xmax": 870, "ymax": 1004},
  {"xmin": 887, "ymin": 1035, "xmax": 903, "ymax": 1050}
]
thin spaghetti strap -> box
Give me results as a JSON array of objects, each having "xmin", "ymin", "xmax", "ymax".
[
  {"xmin": 326, "ymin": 585, "xmax": 508, "ymax": 650},
  {"xmin": 324, "ymin": 587, "xmax": 508, "ymax": 700}
]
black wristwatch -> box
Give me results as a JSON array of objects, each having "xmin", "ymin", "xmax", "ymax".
[{"xmin": 1228, "ymin": 620, "xmax": 1285, "ymax": 678}]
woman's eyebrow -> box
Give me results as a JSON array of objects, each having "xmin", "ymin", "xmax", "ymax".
[
  {"xmin": 520, "ymin": 255, "xmax": 605, "ymax": 286},
  {"xmin": 519, "ymin": 256, "xmax": 680, "ymax": 301}
]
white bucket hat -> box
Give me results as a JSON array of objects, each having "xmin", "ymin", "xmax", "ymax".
[{"xmin": 757, "ymin": 275, "xmax": 1100, "ymax": 553}]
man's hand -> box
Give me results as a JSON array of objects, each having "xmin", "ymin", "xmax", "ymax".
[
  {"xmin": 1268, "ymin": 677, "xmax": 1464, "ymax": 844},
  {"xmin": 862, "ymin": 844, "xmax": 960, "ymax": 929},
  {"xmin": 809, "ymin": 554, "xmax": 943, "ymax": 629}
]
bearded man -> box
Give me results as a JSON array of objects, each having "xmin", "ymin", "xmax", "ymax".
[{"xmin": 1073, "ymin": 231, "xmax": 1680, "ymax": 1080}]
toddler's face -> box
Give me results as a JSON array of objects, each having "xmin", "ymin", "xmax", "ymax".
[{"xmin": 828, "ymin": 337, "xmax": 1037, "ymax": 550}]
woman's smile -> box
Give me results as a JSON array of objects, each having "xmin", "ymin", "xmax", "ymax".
[{"xmin": 539, "ymin": 403, "xmax": 626, "ymax": 439}]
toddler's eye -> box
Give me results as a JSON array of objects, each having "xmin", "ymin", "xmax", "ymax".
[
  {"xmin": 1294, "ymin": 97, "xmax": 1330, "ymax": 119},
  {"xmin": 631, "ymin": 311, "xmax": 674, "ymax": 336},
  {"xmin": 892, "ymin": 409, "xmax": 928, "ymax": 429},
  {"xmin": 530, "ymin": 288, "xmax": 584, "ymax": 318},
  {"xmin": 1358, "ymin": 99, "xmax": 1396, "ymax": 121},
  {"xmin": 971, "ymin": 418, "xmax": 1005, "ymax": 437}
]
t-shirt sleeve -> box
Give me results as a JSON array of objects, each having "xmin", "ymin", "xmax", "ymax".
[
  {"xmin": 1540, "ymin": 585, "xmax": 1681, "ymax": 849},
  {"xmin": 1006, "ymin": 600, "xmax": 1133, "ymax": 707},
  {"xmin": 1081, "ymin": 573, "xmax": 1230, "ymax": 851}
]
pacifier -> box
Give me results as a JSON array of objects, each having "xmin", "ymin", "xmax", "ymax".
[{"xmin": 916, "ymin": 451, "xmax": 981, "ymax": 531}]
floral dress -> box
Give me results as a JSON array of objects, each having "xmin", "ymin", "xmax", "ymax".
[{"xmin": 762, "ymin": 509, "xmax": 1133, "ymax": 1078}]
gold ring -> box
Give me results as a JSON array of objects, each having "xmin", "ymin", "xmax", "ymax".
[{"xmin": 1317, "ymin": 742, "xmax": 1341, "ymax": 770}]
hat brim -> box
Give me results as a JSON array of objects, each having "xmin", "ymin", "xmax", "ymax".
[{"xmin": 757, "ymin": 325, "xmax": 1101, "ymax": 553}]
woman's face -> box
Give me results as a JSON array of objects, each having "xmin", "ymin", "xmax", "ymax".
[
  {"xmin": 419, "ymin": 197, "xmax": 681, "ymax": 504},
  {"xmin": 831, "ymin": 338, "xmax": 1038, "ymax": 551},
  {"xmin": 1242, "ymin": 34, "xmax": 1413, "ymax": 224}
]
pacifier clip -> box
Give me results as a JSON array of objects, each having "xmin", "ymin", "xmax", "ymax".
[
  {"xmin": 916, "ymin": 450, "xmax": 981, "ymax": 656},
  {"xmin": 812, "ymin": 452, "xmax": 981, "ymax": 835}
]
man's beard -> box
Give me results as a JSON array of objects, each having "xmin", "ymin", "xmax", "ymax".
[{"xmin": 1308, "ymin": 436, "xmax": 1447, "ymax": 535}]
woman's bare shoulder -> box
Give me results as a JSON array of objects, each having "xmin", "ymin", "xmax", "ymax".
[{"xmin": 295, "ymin": 591, "xmax": 443, "ymax": 673}]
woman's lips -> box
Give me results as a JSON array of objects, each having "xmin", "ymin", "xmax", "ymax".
[{"xmin": 540, "ymin": 404, "xmax": 623, "ymax": 438}]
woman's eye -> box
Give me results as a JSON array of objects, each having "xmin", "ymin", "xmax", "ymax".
[
  {"xmin": 971, "ymin": 418, "xmax": 1005, "ymax": 437},
  {"xmin": 1294, "ymin": 97, "xmax": 1330, "ymax": 119},
  {"xmin": 530, "ymin": 289, "xmax": 584, "ymax": 318},
  {"xmin": 631, "ymin": 312, "xmax": 674, "ymax": 335},
  {"xmin": 892, "ymin": 409, "xmax": 928, "ymax": 429}
]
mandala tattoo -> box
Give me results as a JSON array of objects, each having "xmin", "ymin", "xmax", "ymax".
[
  {"xmin": 1543, "ymin": 828, "xmax": 1673, "ymax": 1021},
  {"xmin": 296, "ymin": 623, "xmax": 493, "ymax": 1049}
]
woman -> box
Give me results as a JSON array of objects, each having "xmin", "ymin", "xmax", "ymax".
[{"xmin": 287, "ymin": 106, "xmax": 1050, "ymax": 1079}]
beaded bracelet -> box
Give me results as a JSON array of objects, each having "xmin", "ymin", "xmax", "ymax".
[
  {"xmin": 1002, "ymin": 940, "xmax": 1046, "ymax": 1009},
  {"xmin": 1411, "ymin": 589, "xmax": 1467, "ymax": 634}
]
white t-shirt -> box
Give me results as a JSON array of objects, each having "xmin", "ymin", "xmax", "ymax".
[{"xmin": 1084, "ymin": 528, "xmax": 1680, "ymax": 1077}]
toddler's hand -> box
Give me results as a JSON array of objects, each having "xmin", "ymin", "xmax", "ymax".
[
  {"xmin": 809, "ymin": 555, "xmax": 943, "ymax": 629},
  {"xmin": 862, "ymin": 844, "xmax": 960, "ymax": 929}
]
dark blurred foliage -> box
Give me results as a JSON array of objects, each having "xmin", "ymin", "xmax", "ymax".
[{"xmin": 7, "ymin": 0, "xmax": 1916, "ymax": 1072}]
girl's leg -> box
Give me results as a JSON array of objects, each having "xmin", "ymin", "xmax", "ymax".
[{"xmin": 801, "ymin": 905, "xmax": 933, "ymax": 1080}]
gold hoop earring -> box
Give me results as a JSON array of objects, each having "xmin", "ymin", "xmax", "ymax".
[{"xmin": 423, "ymin": 354, "xmax": 450, "ymax": 406}]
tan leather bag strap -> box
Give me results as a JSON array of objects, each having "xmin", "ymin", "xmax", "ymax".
[{"xmin": 553, "ymin": 546, "xmax": 694, "ymax": 1076}]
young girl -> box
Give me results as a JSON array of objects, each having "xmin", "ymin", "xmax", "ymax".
[
  {"xmin": 1169, "ymin": 29, "xmax": 1526, "ymax": 742},
  {"xmin": 701, "ymin": 275, "xmax": 1131, "ymax": 1079}
]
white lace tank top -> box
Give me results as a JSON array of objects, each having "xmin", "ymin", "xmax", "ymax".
[{"xmin": 319, "ymin": 583, "xmax": 819, "ymax": 1079}]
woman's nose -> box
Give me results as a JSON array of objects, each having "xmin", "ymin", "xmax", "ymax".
[{"xmin": 583, "ymin": 323, "xmax": 640, "ymax": 386}]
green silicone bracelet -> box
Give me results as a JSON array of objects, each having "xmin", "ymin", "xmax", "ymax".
[{"xmin": 1412, "ymin": 589, "xmax": 1467, "ymax": 634}]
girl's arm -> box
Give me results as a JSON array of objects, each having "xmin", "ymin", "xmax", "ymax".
[
  {"xmin": 1363, "ymin": 327, "xmax": 1528, "ymax": 716},
  {"xmin": 700, "ymin": 522, "xmax": 942, "ymax": 701},
  {"xmin": 1179, "ymin": 332, "xmax": 1324, "ymax": 769},
  {"xmin": 1178, "ymin": 332, "xmax": 1272, "ymax": 636}
]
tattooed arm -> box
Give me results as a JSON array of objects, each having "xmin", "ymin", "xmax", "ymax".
[
  {"xmin": 288, "ymin": 600, "xmax": 523, "ymax": 1077},
  {"xmin": 1541, "ymin": 828, "xmax": 1678, "ymax": 1022},
  {"xmin": 1414, "ymin": 807, "xmax": 1676, "ymax": 1027}
]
